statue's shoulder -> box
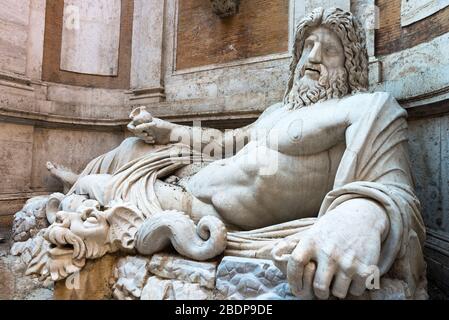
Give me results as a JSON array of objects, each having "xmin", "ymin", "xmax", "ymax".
[
  {"xmin": 342, "ymin": 91, "xmax": 393, "ymax": 104},
  {"xmin": 341, "ymin": 91, "xmax": 407, "ymax": 124},
  {"xmin": 259, "ymin": 102, "xmax": 284, "ymax": 118},
  {"xmin": 341, "ymin": 91, "xmax": 402, "ymax": 112},
  {"xmin": 264, "ymin": 102, "xmax": 284, "ymax": 112}
]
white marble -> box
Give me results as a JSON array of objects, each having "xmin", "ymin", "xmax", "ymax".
[
  {"xmin": 60, "ymin": 0, "xmax": 121, "ymax": 76},
  {"xmin": 19, "ymin": 7, "xmax": 427, "ymax": 300},
  {"xmin": 148, "ymin": 253, "xmax": 217, "ymax": 289},
  {"xmin": 141, "ymin": 276, "xmax": 213, "ymax": 300},
  {"xmin": 11, "ymin": 196, "xmax": 50, "ymax": 242},
  {"xmin": 216, "ymin": 257, "xmax": 297, "ymax": 300},
  {"xmin": 25, "ymin": 0, "xmax": 46, "ymax": 80},
  {"xmin": 130, "ymin": 0, "xmax": 165, "ymax": 95},
  {"xmin": 113, "ymin": 256, "xmax": 151, "ymax": 300}
]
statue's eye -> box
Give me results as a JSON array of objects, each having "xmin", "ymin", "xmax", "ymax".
[
  {"xmin": 325, "ymin": 45, "xmax": 339, "ymax": 55},
  {"xmin": 55, "ymin": 212, "xmax": 65, "ymax": 223}
]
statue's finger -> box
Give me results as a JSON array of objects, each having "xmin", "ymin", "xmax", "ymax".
[
  {"xmin": 271, "ymin": 240, "xmax": 295, "ymax": 274},
  {"xmin": 127, "ymin": 123, "xmax": 136, "ymax": 132},
  {"xmin": 287, "ymin": 260, "xmax": 305, "ymax": 296},
  {"xmin": 298, "ymin": 262, "xmax": 316, "ymax": 300},
  {"xmin": 135, "ymin": 122, "xmax": 155, "ymax": 132},
  {"xmin": 287, "ymin": 240, "xmax": 314, "ymax": 294},
  {"xmin": 354, "ymin": 257, "xmax": 377, "ymax": 278},
  {"xmin": 331, "ymin": 271, "xmax": 352, "ymax": 299},
  {"xmin": 146, "ymin": 137, "xmax": 156, "ymax": 144},
  {"xmin": 339, "ymin": 251, "xmax": 357, "ymax": 277},
  {"xmin": 313, "ymin": 254, "xmax": 336, "ymax": 300},
  {"xmin": 349, "ymin": 274, "xmax": 367, "ymax": 297}
]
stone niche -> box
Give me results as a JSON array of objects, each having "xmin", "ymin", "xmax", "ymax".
[{"xmin": 60, "ymin": 0, "xmax": 122, "ymax": 76}]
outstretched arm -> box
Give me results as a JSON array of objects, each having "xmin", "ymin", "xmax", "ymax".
[{"xmin": 127, "ymin": 106, "xmax": 254, "ymax": 158}]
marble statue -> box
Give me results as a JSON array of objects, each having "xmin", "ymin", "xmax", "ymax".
[{"xmin": 17, "ymin": 7, "xmax": 427, "ymax": 300}]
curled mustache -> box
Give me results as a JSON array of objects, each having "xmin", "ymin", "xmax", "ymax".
[
  {"xmin": 44, "ymin": 225, "xmax": 86, "ymax": 260},
  {"xmin": 300, "ymin": 63, "xmax": 330, "ymax": 87},
  {"xmin": 287, "ymin": 63, "xmax": 348, "ymax": 110}
]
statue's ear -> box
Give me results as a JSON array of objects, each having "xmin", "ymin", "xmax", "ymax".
[{"xmin": 106, "ymin": 204, "xmax": 145, "ymax": 251}]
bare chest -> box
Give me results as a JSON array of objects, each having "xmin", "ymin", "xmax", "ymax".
[{"xmin": 253, "ymin": 104, "xmax": 348, "ymax": 156}]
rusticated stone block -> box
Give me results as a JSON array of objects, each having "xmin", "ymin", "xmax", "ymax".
[
  {"xmin": 141, "ymin": 276, "xmax": 214, "ymax": 300},
  {"xmin": 112, "ymin": 256, "xmax": 151, "ymax": 300},
  {"xmin": 216, "ymin": 256, "xmax": 297, "ymax": 300},
  {"xmin": 148, "ymin": 253, "xmax": 217, "ymax": 289}
]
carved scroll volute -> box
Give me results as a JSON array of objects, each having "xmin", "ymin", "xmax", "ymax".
[{"xmin": 210, "ymin": 0, "xmax": 240, "ymax": 18}]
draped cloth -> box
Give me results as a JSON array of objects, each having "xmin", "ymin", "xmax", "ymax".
[
  {"xmin": 66, "ymin": 92, "xmax": 426, "ymax": 296},
  {"xmin": 226, "ymin": 92, "xmax": 427, "ymax": 298},
  {"xmin": 68, "ymin": 141, "xmax": 214, "ymax": 218}
]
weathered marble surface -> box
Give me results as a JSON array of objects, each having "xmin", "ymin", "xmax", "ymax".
[
  {"xmin": 130, "ymin": 0, "xmax": 165, "ymax": 98},
  {"xmin": 0, "ymin": 254, "xmax": 54, "ymax": 300},
  {"xmin": 141, "ymin": 276, "xmax": 214, "ymax": 300},
  {"xmin": 148, "ymin": 253, "xmax": 217, "ymax": 289},
  {"xmin": 11, "ymin": 196, "xmax": 50, "ymax": 242},
  {"xmin": 113, "ymin": 256, "xmax": 151, "ymax": 300},
  {"xmin": 60, "ymin": 0, "xmax": 121, "ymax": 76},
  {"xmin": 216, "ymin": 257, "xmax": 297, "ymax": 300},
  {"xmin": 0, "ymin": 229, "xmax": 53, "ymax": 300},
  {"xmin": 10, "ymin": 7, "xmax": 428, "ymax": 301}
]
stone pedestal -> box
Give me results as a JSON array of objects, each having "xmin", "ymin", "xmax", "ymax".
[{"xmin": 216, "ymin": 256, "xmax": 298, "ymax": 300}]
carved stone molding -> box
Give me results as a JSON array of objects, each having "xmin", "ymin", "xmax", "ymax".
[{"xmin": 210, "ymin": 0, "xmax": 240, "ymax": 18}]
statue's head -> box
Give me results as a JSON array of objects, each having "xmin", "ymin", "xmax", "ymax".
[
  {"xmin": 284, "ymin": 7, "xmax": 368, "ymax": 109},
  {"xmin": 27, "ymin": 202, "xmax": 145, "ymax": 281}
]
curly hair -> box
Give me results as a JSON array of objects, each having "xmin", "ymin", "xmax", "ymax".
[{"xmin": 283, "ymin": 7, "xmax": 369, "ymax": 103}]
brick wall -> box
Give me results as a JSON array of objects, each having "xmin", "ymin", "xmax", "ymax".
[
  {"xmin": 176, "ymin": 0, "xmax": 289, "ymax": 70},
  {"xmin": 375, "ymin": 0, "xmax": 449, "ymax": 56}
]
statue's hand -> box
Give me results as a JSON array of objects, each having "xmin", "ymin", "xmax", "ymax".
[
  {"xmin": 127, "ymin": 106, "xmax": 174, "ymax": 145},
  {"xmin": 284, "ymin": 200, "xmax": 388, "ymax": 300}
]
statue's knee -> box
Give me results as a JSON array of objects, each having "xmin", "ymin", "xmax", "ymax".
[{"xmin": 76, "ymin": 174, "xmax": 112, "ymax": 195}]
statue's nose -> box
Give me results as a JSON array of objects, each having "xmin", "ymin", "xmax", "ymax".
[
  {"xmin": 55, "ymin": 211, "xmax": 71, "ymax": 228},
  {"xmin": 308, "ymin": 42, "xmax": 322, "ymax": 64}
]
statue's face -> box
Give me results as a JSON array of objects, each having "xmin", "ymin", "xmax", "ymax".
[
  {"xmin": 286, "ymin": 25, "xmax": 349, "ymax": 109},
  {"xmin": 46, "ymin": 209, "xmax": 110, "ymax": 260},
  {"xmin": 301, "ymin": 26, "xmax": 345, "ymax": 81},
  {"xmin": 38, "ymin": 204, "xmax": 144, "ymax": 282}
]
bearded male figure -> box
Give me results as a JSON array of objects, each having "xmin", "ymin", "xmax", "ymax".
[{"xmin": 25, "ymin": 7, "xmax": 427, "ymax": 300}]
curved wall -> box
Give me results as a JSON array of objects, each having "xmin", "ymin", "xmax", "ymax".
[{"xmin": 1, "ymin": 0, "xmax": 449, "ymax": 293}]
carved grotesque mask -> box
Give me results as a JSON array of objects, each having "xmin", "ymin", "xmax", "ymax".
[
  {"xmin": 47, "ymin": 208, "xmax": 111, "ymax": 260},
  {"xmin": 30, "ymin": 203, "xmax": 145, "ymax": 281}
]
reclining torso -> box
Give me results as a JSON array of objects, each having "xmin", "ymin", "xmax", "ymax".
[{"xmin": 188, "ymin": 101, "xmax": 351, "ymax": 229}]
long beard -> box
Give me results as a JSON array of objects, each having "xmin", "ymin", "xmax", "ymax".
[{"xmin": 286, "ymin": 64, "xmax": 349, "ymax": 110}]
